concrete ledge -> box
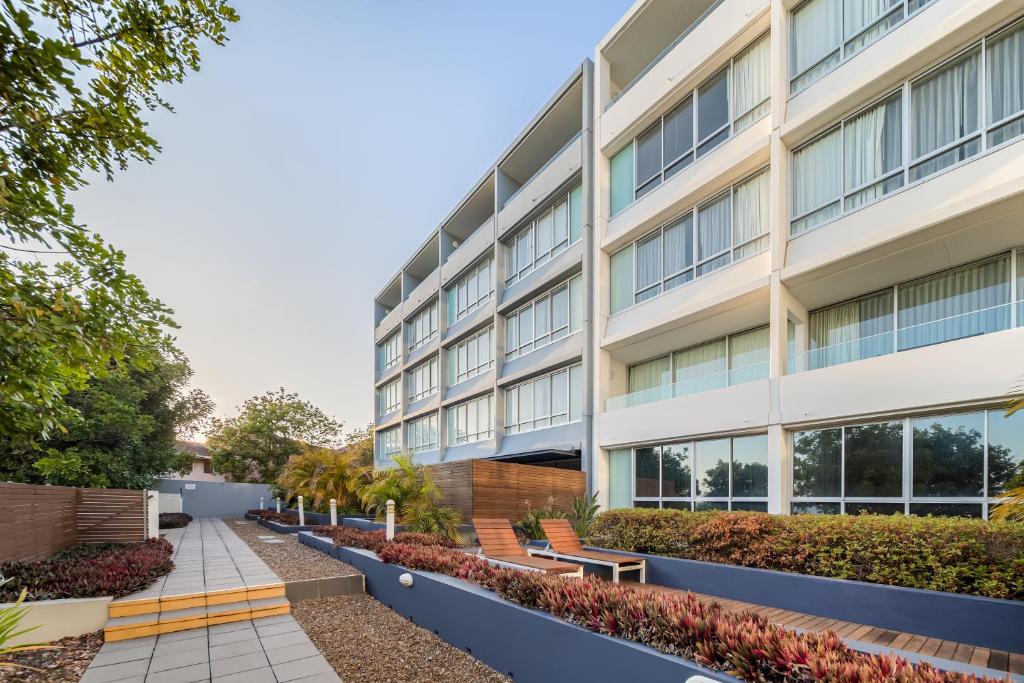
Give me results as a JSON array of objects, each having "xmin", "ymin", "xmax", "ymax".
[
  {"xmin": 285, "ymin": 575, "xmax": 364, "ymax": 602},
  {"xmin": 1, "ymin": 596, "xmax": 111, "ymax": 645}
]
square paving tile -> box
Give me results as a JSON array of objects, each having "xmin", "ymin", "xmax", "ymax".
[
  {"xmin": 81, "ymin": 658, "xmax": 151, "ymax": 683},
  {"xmin": 148, "ymin": 647, "xmax": 209, "ymax": 673},
  {"xmin": 209, "ymin": 651, "xmax": 269, "ymax": 678},
  {"xmin": 208, "ymin": 627, "xmax": 258, "ymax": 647},
  {"xmin": 272, "ymin": 656, "xmax": 335, "ymax": 682},
  {"xmin": 153, "ymin": 636, "xmax": 209, "ymax": 657},
  {"xmin": 264, "ymin": 641, "xmax": 320, "ymax": 666},
  {"xmin": 258, "ymin": 630, "xmax": 312, "ymax": 651},
  {"xmin": 90, "ymin": 644, "xmax": 155, "ymax": 667},
  {"xmin": 208, "ymin": 638, "xmax": 264, "ymax": 661},
  {"xmin": 211, "ymin": 666, "xmax": 276, "ymax": 683},
  {"xmin": 144, "ymin": 661, "xmax": 211, "ymax": 683}
]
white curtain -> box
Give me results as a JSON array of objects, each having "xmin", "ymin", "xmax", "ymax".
[
  {"xmin": 697, "ymin": 193, "xmax": 731, "ymax": 263},
  {"xmin": 845, "ymin": 0, "xmax": 900, "ymax": 42},
  {"xmin": 844, "ymin": 95, "xmax": 902, "ymax": 206},
  {"xmin": 569, "ymin": 365, "xmax": 583, "ymax": 422},
  {"xmin": 663, "ymin": 215, "xmax": 692, "ymax": 276},
  {"xmin": 898, "ymin": 255, "xmax": 1010, "ymax": 349},
  {"xmin": 733, "ymin": 33, "xmax": 771, "ymax": 130},
  {"xmin": 636, "ymin": 232, "xmax": 663, "ymax": 300},
  {"xmin": 986, "ymin": 22, "xmax": 1024, "ymax": 126},
  {"xmin": 733, "ymin": 169, "xmax": 770, "ymax": 258},
  {"xmin": 791, "ymin": 128, "xmax": 842, "ymax": 234},
  {"xmin": 791, "ymin": 0, "xmax": 841, "ymax": 87},
  {"xmin": 535, "ymin": 296, "xmax": 550, "ymax": 339},
  {"xmin": 911, "ymin": 49, "xmax": 979, "ymax": 159},
  {"xmin": 674, "ymin": 340, "xmax": 727, "ymax": 394},
  {"xmin": 610, "ymin": 245, "xmax": 634, "ymax": 314},
  {"xmin": 809, "ymin": 290, "xmax": 893, "ymax": 368},
  {"xmin": 536, "ymin": 210, "xmax": 553, "ymax": 257},
  {"xmin": 569, "ymin": 275, "xmax": 583, "ymax": 332},
  {"xmin": 553, "ymin": 199, "xmax": 568, "ymax": 247},
  {"xmin": 551, "ymin": 370, "xmax": 568, "ymax": 424},
  {"xmin": 519, "ymin": 303, "xmax": 534, "ymax": 348},
  {"xmin": 629, "ymin": 356, "xmax": 671, "ymax": 395},
  {"xmin": 729, "ymin": 326, "xmax": 770, "ymax": 377},
  {"xmin": 551, "ymin": 285, "xmax": 569, "ymax": 335}
]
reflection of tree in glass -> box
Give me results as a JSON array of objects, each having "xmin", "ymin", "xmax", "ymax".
[
  {"xmin": 845, "ymin": 422, "xmax": 902, "ymax": 497},
  {"xmin": 661, "ymin": 447, "xmax": 690, "ymax": 497},
  {"xmin": 988, "ymin": 441, "xmax": 1021, "ymax": 496},
  {"xmin": 699, "ymin": 459, "xmax": 729, "ymax": 497},
  {"xmin": 635, "ymin": 447, "xmax": 660, "ymax": 497},
  {"xmin": 732, "ymin": 461, "xmax": 769, "ymax": 497},
  {"xmin": 793, "ymin": 428, "xmax": 841, "ymax": 497},
  {"xmin": 912, "ymin": 422, "xmax": 984, "ymax": 497}
]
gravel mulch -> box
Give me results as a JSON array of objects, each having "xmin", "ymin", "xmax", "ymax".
[
  {"xmin": 292, "ymin": 595, "xmax": 510, "ymax": 683},
  {"xmin": 225, "ymin": 518, "xmax": 360, "ymax": 580},
  {"xmin": 0, "ymin": 630, "xmax": 103, "ymax": 682}
]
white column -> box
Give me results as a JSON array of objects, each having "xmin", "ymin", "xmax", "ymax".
[
  {"xmin": 330, "ymin": 499, "xmax": 338, "ymax": 526},
  {"xmin": 297, "ymin": 496, "xmax": 305, "ymax": 526},
  {"xmin": 386, "ymin": 499, "xmax": 396, "ymax": 540},
  {"xmin": 146, "ymin": 491, "xmax": 159, "ymax": 539}
]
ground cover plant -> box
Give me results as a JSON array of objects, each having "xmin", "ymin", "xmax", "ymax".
[
  {"xmin": 158, "ymin": 512, "xmax": 193, "ymax": 529},
  {"xmin": 251, "ymin": 510, "xmax": 301, "ymax": 525},
  {"xmin": 319, "ymin": 526, "xmax": 1001, "ymax": 683},
  {"xmin": 0, "ymin": 539, "xmax": 174, "ymax": 601},
  {"xmin": 311, "ymin": 526, "xmax": 456, "ymax": 554},
  {"xmin": 588, "ymin": 509, "xmax": 1024, "ymax": 600}
]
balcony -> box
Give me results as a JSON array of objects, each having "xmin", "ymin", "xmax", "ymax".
[
  {"xmin": 498, "ymin": 133, "xmax": 583, "ymax": 237},
  {"xmin": 441, "ymin": 215, "xmax": 494, "ymax": 286},
  {"xmin": 606, "ymin": 361, "xmax": 768, "ymax": 411}
]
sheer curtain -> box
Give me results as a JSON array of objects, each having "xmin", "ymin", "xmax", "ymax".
[
  {"xmin": 844, "ymin": 94, "xmax": 902, "ymax": 205},
  {"xmin": 728, "ymin": 326, "xmax": 770, "ymax": 384},
  {"xmin": 897, "ymin": 255, "xmax": 1010, "ymax": 349},
  {"xmin": 791, "ymin": 0, "xmax": 841, "ymax": 90},
  {"xmin": 610, "ymin": 245, "xmax": 634, "ymax": 314},
  {"xmin": 629, "ymin": 356, "xmax": 672, "ymax": 403},
  {"xmin": 733, "ymin": 34, "xmax": 771, "ymax": 131},
  {"xmin": 674, "ymin": 340, "xmax": 727, "ymax": 394},
  {"xmin": 986, "ymin": 22, "xmax": 1024, "ymax": 130},
  {"xmin": 733, "ymin": 170, "xmax": 770, "ymax": 258},
  {"xmin": 792, "ymin": 128, "xmax": 842, "ymax": 234},
  {"xmin": 911, "ymin": 49, "xmax": 979, "ymax": 160},
  {"xmin": 845, "ymin": 0, "xmax": 901, "ymax": 47},
  {"xmin": 636, "ymin": 232, "xmax": 663, "ymax": 301},
  {"xmin": 809, "ymin": 290, "xmax": 893, "ymax": 369},
  {"xmin": 697, "ymin": 193, "xmax": 731, "ymax": 270}
]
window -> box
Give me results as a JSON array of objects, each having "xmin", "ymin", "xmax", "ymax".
[
  {"xmin": 614, "ymin": 326, "xmax": 768, "ymax": 410},
  {"xmin": 790, "ymin": 0, "xmax": 937, "ymax": 94},
  {"xmin": 407, "ymin": 413, "xmax": 438, "ymax": 454},
  {"xmin": 505, "ymin": 275, "xmax": 583, "ymax": 360},
  {"xmin": 792, "ymin": 409, "xmax": 1022, "ymax": 518},
  {"xmin": 505, "ymin": 365, "xmax": 583, "ymax": 435},
  {"xmin": 505, "ymin": 185, "xmax": 583, "ymax": 286},
  {"xmin": 377, "ymin": 332, "xmax": 400, "ymax": 372},
  {"xmin": 377, "ymin": 379, "xmax": 400, "ymax": 416},
  {"xmin": 407, "ymin": 301, "xmax": 437, "ymax": 352},
  {"xmin": 791, "ymin": 18, "xmax": 1024, "ymax": 235},
  {"xmin": 610, "ymin": 169, "xmax": 769, "ymax": 313},
  {"xmin": 447, "ymin": 394, "xmax": 494, "ymax": 445},
  {"xmin": 376, "ymin": 426, "xmax": 401, "ymax": 465},
  {"xmin": 609, "ymin": 34, "xmax": 770, "ymax": 216},
  {"xmin": 449, "ymin": 326, "xmax": 494, "ymax": 385},
  {"xmin": 447, "ymin": 259, "xmax": 492, "ymax": 324},
  {"xmin": 407, "ymin": 356, "xmax": 438, "ymax": 402},
  {"xmin": 632, "ymin": 434, "xmax": 768, "ymax": 510},
  {"xmin": 798, "ymin": 250, "xmax": 1020, "ymax": 372}
]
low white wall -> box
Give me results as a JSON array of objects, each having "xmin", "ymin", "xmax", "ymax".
[{"xmin": 0, "ymin": 596, "xmax": 112, "ymax": 645}]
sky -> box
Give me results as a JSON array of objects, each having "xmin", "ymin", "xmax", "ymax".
[{"xmin": 71, "ymin": 0, "xmax": 633, "ymax": 436}]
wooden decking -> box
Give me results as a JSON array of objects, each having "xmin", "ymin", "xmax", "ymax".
[{"xmin": 640, "ymin": 583, "xmax": 1023, "ymax": 675}]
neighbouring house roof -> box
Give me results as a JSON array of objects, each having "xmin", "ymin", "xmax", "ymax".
[{"xmin": 176, "ymin": 440, "xmax": 212, "ymax": 461}]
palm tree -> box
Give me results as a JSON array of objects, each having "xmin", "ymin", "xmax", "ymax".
[
  {"xmin": 276, "ymin": 444, "xmax": 367, "ymax": 512},
  {"xmin": 358, "ymin": 454, "xmax": 438, "ymax": 520},
  {"xmin": 990, "ymin": 384, "xmax": 1024, "ymax": 522}
]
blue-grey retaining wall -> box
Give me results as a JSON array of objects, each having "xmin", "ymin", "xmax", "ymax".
[
  {"xmin": 583, "ymin": 546, "xmax": 1024, "ymax": 653},
  {"xmin": 297, "ymin": 532, "xmax": 735, "ymax": 683},
  {"xmin": 158, "ymin": 479, "xmax": 274, "ymax": 518}
]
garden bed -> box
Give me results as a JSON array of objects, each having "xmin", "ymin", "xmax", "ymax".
[{"xmin": 0, "ymin": 629, "xmax": 103, "ymax": 682}]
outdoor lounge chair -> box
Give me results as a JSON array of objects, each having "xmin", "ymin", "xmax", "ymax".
[
  {"xmin": 472, "ymin": 518, "xmax": 583, "ymax": 577},
  {"xmin": 530, "ymin": 518, "xmax": 646, "ymax": 584}
]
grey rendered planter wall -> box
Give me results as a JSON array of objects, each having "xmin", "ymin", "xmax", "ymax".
[
  {"xmin": 296, "ymin": 532, "xmax": 736, "ymax": 683},
  {"xmin": 584, "ymin": 546, "xmax": 1024, "ymax": 653}
]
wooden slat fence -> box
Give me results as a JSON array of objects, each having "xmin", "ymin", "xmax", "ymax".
[{"xmin": 0, "ymin": 482, "xmax": 148, "ymax": 562}]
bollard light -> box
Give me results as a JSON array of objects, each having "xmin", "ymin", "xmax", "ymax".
[
  {"xmin": 259, "ymin": 497, "xmax": 265, "ymax": 510},
  {"xmin": 329, "ymin": 499, "xmax": 338, "ymax": 526},
  {"xmin": 386, "ymin": 499, "xmax": 395, "ymax": 541},
  {"xmin": 297, "ymin": 495, "xmax": 305, "ymax": 526},
  {"xmin": 276, "ymin": 497, "xmax": 281, "ymax": 513}
]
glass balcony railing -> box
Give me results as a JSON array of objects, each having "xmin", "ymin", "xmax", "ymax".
[
  {"xmin": 605, "ymin": 361, "xmax": 768, "ymax": 411},
  {"xmin": 793, "ymin": 302, "xmax": 1018, "ymax": 373}
]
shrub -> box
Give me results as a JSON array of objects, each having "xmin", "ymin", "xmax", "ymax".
[
  {"xmin": 588, "ymin": 509, "xmax": 1024, "ymax": 600},
  {"xmin": 0, "ymin": 538, "xmax": 174, "ymax": 601},
  {"xmin": 276, "ymin": 445, "xmax": 368, "ymax": 513},
  {"xmin": 158, "ymin": 512, "xmax": 192, "ymax": 529},
  {"xmin": 515, "ymin": 496, "xmax": 566, "ymax": 540},
  {"xmin": 375, "ymin": 541, "xmax": 1001, "ymax": 683},
  {"xmin": 252, "ymin": 510, "xmax": 301, "ymax": 525},
  {"xmin": 310, "ymin": 525, "xmax": 455, "ymax": 554}
]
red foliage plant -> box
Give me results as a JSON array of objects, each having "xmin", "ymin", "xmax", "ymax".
[
  {"xmin": 0, "ymin": 538, "xmax": 174, "ymax": 601},
  {"xmin": 310, "ymin": 526, "xmax": 456, "ymax": 554},
  {"xmin": 253, "ymin": 510, "xmax": 301, "ymax": 525}
]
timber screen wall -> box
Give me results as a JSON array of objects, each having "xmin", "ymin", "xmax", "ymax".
[
  {"xmin": 429, "ymin": 460, "xmax": 585, "ymax": 521},
  {"xmin": 0, "ymin": 482, "xmax": 148, "ymax": 562}
]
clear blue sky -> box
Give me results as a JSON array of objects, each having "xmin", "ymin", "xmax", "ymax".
[{"xmin": 71, "ymin": 0, "xmax": 632, "ymax": 435}]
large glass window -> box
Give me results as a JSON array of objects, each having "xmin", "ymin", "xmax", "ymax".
[
  {"xmin": 447, "ymin": 394, "xmax": 493, "ymax": 445},
  {"xmin": 377, "ymin": 332, "xmax": 400, "ymax": 372},
  {"xmin": 447, "ymin": 259, "xmax": 492, "ymax": 325},
  {"xmin": 448, "ymin": 326, "xmax": 493, "ymax": 386},
  {"xmin": 406, "ymin": 302, "xmax": 437, "ymax": 352},
  {"xmin": 793, "ymin": 409, "xmax": 1014, "ymax": 517},
  {"xmin": 791, "ymin": 18, "xmax": 1024, "ymax": 236},
  {"xmin": 610, "ymin": 169, "xmax": 769, "ymax": 313},
  {"xmin": 633, "ymin": 434, "xmax": 768, "ymax": 510},
  {"xmin": 790, "ymin": 0, "xmax": 937, "ymax": 94},
  {"xmin": 377, "ymin": 379, "xmax": 400, "ymax": 416},
  {"xmin": 797, "ymin": 249, "xmax": 1021, "ymax": 372},
  {"xmin": 505, "ymin": 275, "xmax": 583, "ymax": 360},
  {"xmin": 375, "ymin": 426, "xmax": 401, "ymax": 466},
  {"xmin": 505, "ymin": 365, "xmax": 582, "ymax": 435},
  {"xmin": 505, "ymin": 185, "xmax": 582, "ymax": 286},
  {"xmin": 610, "ymin": 33, "xmax": 770, "ymax": 216},
  {"xmin": 407, "ymin": 356, "xmax": 438, "ymax": 403},
  {"xmin": 407, "ymin": 413, "xmax": 438, "ymax": 454}
]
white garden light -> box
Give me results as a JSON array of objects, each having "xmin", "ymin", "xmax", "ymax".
[{"xmin": 399, "ymin": 572, "xmax": 414, "ymax": 588}]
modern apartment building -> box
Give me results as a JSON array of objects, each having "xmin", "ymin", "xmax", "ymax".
[
  {"xmin": 372, "ymin": 63, "xmax": 596, "ymax": 475},
  {"xmin": 373, "ymin": 0, "xmax": 1024, "ymax": 519}
]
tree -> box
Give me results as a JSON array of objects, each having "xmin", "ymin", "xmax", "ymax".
[
  {"xmin": 208, "ymin": 389, "xmax": 343, "ymax": 483},
  {"xmin": 276, "ymin": 445, "xmax": 368, "ymax": 513},
  {"xmin": 343, "ymin": 423, "xmax": 374, "ymax": 469},
  {"xmin": 0, "ymin": 341, "xmax": 212, "ymax": 488},
  {"xmin": 0, "ymin": 0, "xmax": 238, "ymax": 442},
  {"xmin": 359, "ymin": 454, "xmax": 462, "ymax": 541}
]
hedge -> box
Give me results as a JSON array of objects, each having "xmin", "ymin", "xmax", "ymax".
[
  {"xmin": 0, "ymin": 538, "xmax": 174, "ymax": 601},
  {"xmin": 588, "ymin": 509, "xmax": 1024, "ymax": 600},
  {"xmin": 351, "ymin": 532, "xmax": 999, "ymax": 683}
]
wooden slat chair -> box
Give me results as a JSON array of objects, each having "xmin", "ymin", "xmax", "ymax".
[
  {"xmin": 472, "ymin": 518, "xmax": 583, "ymax": 577},
  {"xmin": 531, "ymin": 519, "xmax": 646, "ymax": 584}
]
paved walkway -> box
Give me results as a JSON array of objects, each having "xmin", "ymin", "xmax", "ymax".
[{"xmin": 84, "ymin": 518, "xmax": 341, "ymax": 683}]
